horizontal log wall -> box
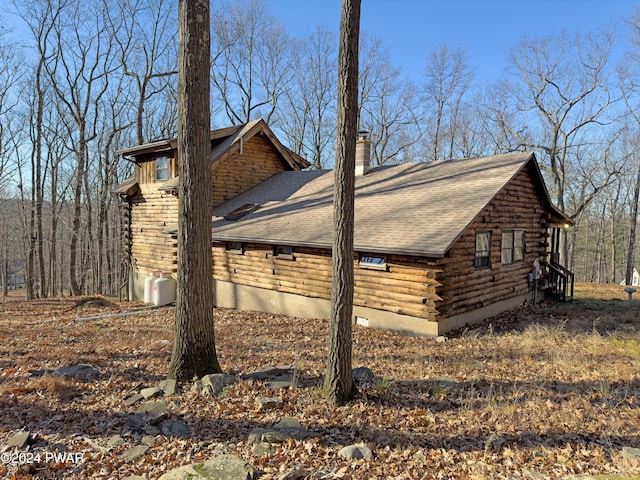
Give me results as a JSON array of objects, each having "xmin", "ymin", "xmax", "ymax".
[
  {"xmin": 128, "ymin": 134, "xmax": 291, "ymax": 277},
  {"xmin": 212, "ymin": 243, "xmax": 443, "ymax": 320},
  {"xmin": 436, "ymin": 162, "xmax": 549, "ymax": 318},
  {"xmin": 130, "ymin": 184, "xmax": 178, "ymax": 274},
  {"xmin": 211, "ymin": 134, "xmax": 290, "ymax": 207}
]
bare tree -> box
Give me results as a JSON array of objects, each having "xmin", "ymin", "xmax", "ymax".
[
  {"xmin": 325, "ymin": 0, "xmax": 360, "ymax": 406},
  {"xmin": 504, "ymin": 29, "xmax": 616, "ymax": 213},
  {"xmin": 106, "ymin": 0, "xmax": 178, "ymax": 144},
  {"xmin": 619, "ymin": 5, "xmax": 640, "ymax": 286},
  {"xmin": 278, "ymin": 25, "xmax": 337, "ymax": 169},
  {"xmin": 422, "ymin": 43, "xmax": 474, "ymax": 162},
  {"xmin": 211, "ymin": 0, "xmax": 293, "ymax": 125},
  {"xmin": 168, "ymin": 0, "xmax": 222, "ymax": 381},
  {"xmin": 358, "ymin": 38, "xmax": 422, "ymax": 165},
  {"xmin": 36, "ymin": 0, "xmax": 116, "ymax": 295}
]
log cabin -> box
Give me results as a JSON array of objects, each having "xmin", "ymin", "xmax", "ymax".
[{"xmin": 114, "ymin": 120, "xmax": 574, "ymax": 336}]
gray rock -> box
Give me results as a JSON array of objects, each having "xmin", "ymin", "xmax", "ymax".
[
  {"xmin": 201, "ymin": 374, "xmax": 239, "ymax": 396},
  {"xmin": 338, "ymin": 444, "xmax": 373, "ymax": 461},
  {"xmin": 55, "ymin": 364, "xmax": 100, "ymax": 379},
  {"xmin": 107, "ymin": 435, "xmax": 125, "ymax": 448},
  {"xmin": 140, "ymin": 386, "xmax": 161, "ymax": 399},
  {"xmin": 251, "ymin": 441, "xmax": 276, "ymax": 457},
  {"xmin": 266, "ymin": 375, "xmax": 296, "ymax": 389},
  {"xmin": 191, "ymin": 380, "xmax": 203, "ymax": 394},
  {"xmin": 120, "ymin": 445, "xmax": 149, "ymax": 461},
  {"xmin": 247, "ymin": 428, "xmax": 270, "ymax": 447},
  {"xmin": 242, "ymin": 365, "xmax": 293, "ymax": 381},
  {"xmin": 145, "ymin": 425, "xmax": 161, "ymax": 436},
  {"xmin": 160, "ymin": 378, "xmax": 177, "ymax": 396},
  {"xmin": 352, "ymin": 367, "xmax": 376, "ymax": 387},
  {"xmin": 622, "ymin": 446, "xmax": 640, "ymax": 462},
  {"xmin": 125, "ymin": 413, "xmax": 148, "ymax": 430},
  {"xmin": 141, "ymin": 435, "xmax": 157, "ymax": 446},
  {"xmin": 137, "ymin": 400, "xmax": 169, "ymax": 423},
  {"xmin": 273, "ymin": 417, "xmax": 302, "ymax": 433},
  {"xmin": 255, "ymin": 397, "xmax": 283, "ymax": 410},
  {"xmin": 123, "ymin": 394, "xmax": 144, "ymax": 407},
  {"xmin": 161, "ymin": 419, "xmax": 190, "ymax": 439},
  {"xmin": 261, "ymin": 430, "xmax": 287, "ymax": 444},
  {"xmin": 157, "ymin": 454, "xmax": 255, "ymax": 480},
  {"xmin": 6, "ymin": 431, "xmax": 30, "ymax": 448},
  {"xmin": 123, "ymin": 476, "xmax": 147, "ymax": 480},
  {"xmin": 435, "ymin": 336, "xmax": 447, "ymax": 343}
]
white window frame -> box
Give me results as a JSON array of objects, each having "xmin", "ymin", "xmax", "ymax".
[
  {"xmin": 155, "ymin": 155, "xmax": 170, "ymax": 181},
  {"xmin": 358, "ymin": 253, "xmax": 387, "ymax": 270}
]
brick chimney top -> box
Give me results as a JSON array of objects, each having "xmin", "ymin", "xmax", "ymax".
[{"xmin": 356, "ymin": 130, "xmax": 370, "ymax": 176}]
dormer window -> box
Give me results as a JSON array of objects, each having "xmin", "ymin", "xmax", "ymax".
[{"xmin": 155, "ymin": 155, "xmax": 170, "ymax": 181}]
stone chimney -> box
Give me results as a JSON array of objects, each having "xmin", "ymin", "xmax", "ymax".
[{"xmin": 355, "ymin": 130, "xmax": 371, "ymax": 176}]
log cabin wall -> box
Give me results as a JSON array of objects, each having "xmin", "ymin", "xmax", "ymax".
[
  {"xmin": 211, "ymin": 243, "xmax": 443, "ymax": 322},
  {"xmin": 128, "ymin": 135, "xmax": 292, "ymax": 295},
  {"xmin": 211, "ymin": 134, "xmax": 290, "ymax": 207},
  {"xmin": 129, "ymin": 184, "xmax": 178, "ymax": 275},
  {"xmin": 436, "ymin": 162, "xmax": 549, "ymax": 319}
]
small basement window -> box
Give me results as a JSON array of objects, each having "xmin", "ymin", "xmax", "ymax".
[
  {"xmin": 474, "ymin": 230, "xmax": 491, "ymax": 269},
  {"xmin": 226, "ymin": 242, "xmax": 243, "ymax": 254},
  {"xmin": 274, "ymin": 245, "xmax": 294, "ymax": 260},
  {"xmin": 155, "ymin": 155, "xmax": 170, "ymax": 181},
  {"xmin": 501, "ymin": 229, "xmax": 525, "ymax": 265},
  {"xmin": 224, "ymin": 203, "xmax": 259, "ymax": 221},
  {"xmin": 359, "ymin": 253, "xmax": 387, "ymax": 270}
]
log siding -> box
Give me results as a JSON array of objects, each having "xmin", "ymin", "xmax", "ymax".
[
  {"xmin": 211, "ymin": 135, "xmax": 289, "ymax": 207},
  {"xmin": 212, "ymin": 243, "xmax": 443, "ymax": 321},
  {"xmin": 436, "ymin": 162, "xmax": 548, "ymax": 318},
  {"xmin": 129, "ymin": 135, "xmax": 290, "ymax": 278},
  {"xmin": 211, "ymin": 162, "xmax": 551, "ymax": 327}
]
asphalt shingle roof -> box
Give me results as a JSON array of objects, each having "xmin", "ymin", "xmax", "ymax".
[{"xmin": 211, "ymin": 152, "xmax": 547, "ymax": 256}]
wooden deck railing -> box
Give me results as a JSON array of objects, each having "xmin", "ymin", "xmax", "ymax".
[{"xmin": 548, "ymin": 262, "xmax": 574, "ymax": 301}]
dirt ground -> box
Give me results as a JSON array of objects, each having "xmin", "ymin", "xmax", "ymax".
[{"xmin": 1, "ymin": 283, "xmax": 639, "ymax": 479}]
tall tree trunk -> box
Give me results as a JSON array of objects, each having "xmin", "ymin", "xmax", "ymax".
[
  {"xmin": 69, "ymin": 139, "xmax": 86, "ymax": 296},
  {"xmin": 626, "ymin": 163, "xmax": 640, "ymax": 285},
  {"xmin": 324, "ymin": 0, "xmax": 361, "ymax": 406},
  {"xmin": 169, "ymin": 0, "xmax": 221, "ymax": 382}
]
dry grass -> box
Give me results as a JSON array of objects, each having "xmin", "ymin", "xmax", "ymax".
[{"xmin": 0, "ymin": 286, "xmax": 639, "ymax": 479}]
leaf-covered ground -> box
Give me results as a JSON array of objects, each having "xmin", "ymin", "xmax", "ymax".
[{"xmin": 1, "ymin": 284, "xmax": 640, "ymax": 479}]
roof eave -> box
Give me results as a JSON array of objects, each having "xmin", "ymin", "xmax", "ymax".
[{"xmin": 209, "ymin": 233, "xmax": 446, "ymax": 258}]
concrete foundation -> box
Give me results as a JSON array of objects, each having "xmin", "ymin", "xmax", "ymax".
[{"xmin": 131, "ymin": 275, "xmax": 535, "ymax": 336}]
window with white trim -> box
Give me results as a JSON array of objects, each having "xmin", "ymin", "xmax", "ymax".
[
  {"xmin": 359, "ymin": 253, "xmax": 386, "ymax": 270},
  {"xmin": 155, "ymin": 155, "xmax": 170, "ymax": 181}
]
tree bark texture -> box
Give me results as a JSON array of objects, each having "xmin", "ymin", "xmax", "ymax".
[
  {"xmin": 626, "ymin": 164, "xmax": 640, "ymax": 285},
  {"xmin": 324, "ymin": 0, "xmax": 360, "ymax": 406},
  {"xmin": 169, "ymin": 0, "xmax": 222, "ymax": 381}
]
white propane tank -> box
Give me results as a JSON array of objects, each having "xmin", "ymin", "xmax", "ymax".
[
  {"xmin": 144, "ymin": 270, "xmax": 160, "ymax": 304},
  {"xmin": 153, "ymin": 272, "xmax": 176, "ymax": 306}
]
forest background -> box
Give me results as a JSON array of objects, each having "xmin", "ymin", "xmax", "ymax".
[{"xmin": 1, "ymin": 0, "xmax": 640, "ymax": 299}]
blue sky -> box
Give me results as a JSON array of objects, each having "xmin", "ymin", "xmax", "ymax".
[{"xmin": 267, "ymin": 0, "xmax": 639, "ymax": 84}]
